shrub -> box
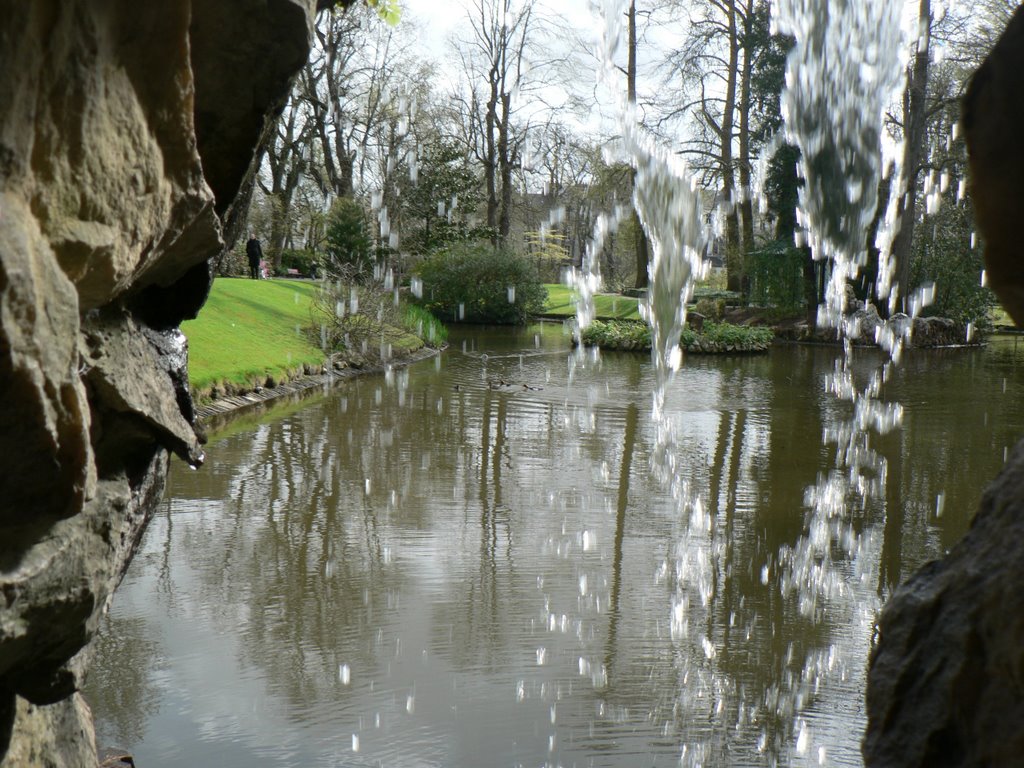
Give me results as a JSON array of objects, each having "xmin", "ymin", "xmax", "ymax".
[
  {"xmin": 912, "ymin": 199, "xmax": 995, "ymax": 327},
  {"xmin": 324, "ymin": 198, "xmax": 373, "ymax": 278},
  {"xmin": 403, "ymin": 304, "xmax": 448, "ymax": 347},
  {"xmin": 416, "ymin": 243, "xmax": 547, "ymax": 324},
  {"xmin": 310, "ymin": 261, "xmax": 406, "ymax": 363},
  {"xmin": 216, "ymin": 244, "xmax": 249, "ymax": 277},
  {"xmin": 580, "ymin": 320, "xmax": 651, "ymax": 350},
  {"xmin": 693, "ymin": 297, "xmax": 726, "ymax": 320},
  {"xmin": 581, "ymin": 319, "xmax": 773, "ymax": 353},
  {"xmin": 279, "ymin": 249, "xmax": 320, "ymax": 277},
  {"xmin": 747, "ymin": 241, "xmax": 807, "ymax": 314},
  {"xmin": 310, "ymin": 260, "xmax": 448, "ymax": 366},
  {"xmin": 688, "ymin": 322, "xmax": 774, "ymax": 350}
]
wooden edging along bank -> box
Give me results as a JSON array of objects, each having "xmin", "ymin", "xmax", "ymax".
[{"xmin": 193, "ymin": 346, "xmax": 440, "ymax": 425}]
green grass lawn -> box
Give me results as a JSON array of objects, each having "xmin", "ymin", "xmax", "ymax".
[
  {"xmin": 183, "ymin": 277, "xmax": 325, "ymax": 392},
  {"xmin": 991, "ymin": 306, "xmax": 1016, "ymax": 328},
  {"xmin": 186, "ymin": 279, "xmax": 649, "ymax": 395},
  {"xmin": 543, "ymin": 284, "xmax": 642, "ymax": 320}
]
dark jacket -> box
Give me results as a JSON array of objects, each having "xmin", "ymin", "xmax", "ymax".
[{"xmin": 246, "ymin": 237, "xmax": 263, "ymax": 262}]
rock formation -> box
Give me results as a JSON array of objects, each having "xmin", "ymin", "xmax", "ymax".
[
  {"xmin": 865, "ymin": 7, "xmax": 1024, "ymax": 766},
  {"xmin": 0, "ymin": 1, "xmax": 340, "ymax": 764},
  {"xmin": 960, "ymin": 6, "xmax": 1024, "ymax": 328}
]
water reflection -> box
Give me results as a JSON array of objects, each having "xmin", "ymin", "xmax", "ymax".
[{"xmin": 87, "ymin": 327, "xmax": 1024, "ymax": 767}]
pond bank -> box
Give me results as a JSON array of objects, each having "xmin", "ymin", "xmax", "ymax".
[{"xmin": 194, "ymin": 346, "xmax": 440, "ymax": 425}]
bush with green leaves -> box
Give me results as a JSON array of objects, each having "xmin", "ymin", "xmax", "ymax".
[
  {"xmin": 416, "ymin": 243, "xmax": 547, "ymax": 324},
  {"xmin": 911, "ymin": 199, "xmax": 995, "ymax": 328},
  {"xmin": 580, "ymin": 319, "xmax": 773, "ymax": 353},
  {"xmin": 580, "ymin": 320, "xmax": 651, "ymax": 351},
  {"xmin": 324, "ymin": 197, "xmax": 373, "ymax": 278},
  {"xmin": 747, "ymin": 241, "xmax": 807, "ymax": 314},
  {"xmin": 310, "ymin": 263, "xmax": 447, "ymax": 367},
  {"xmin": 685, "ymin": 322, "xmax": 774, "ymax": 351},
  {"xmin": 279, "ymin": 249, "xmax": 320, "ymax": 277}
]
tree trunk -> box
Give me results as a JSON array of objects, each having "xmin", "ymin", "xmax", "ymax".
[
  {"xmin": 498, "ymin": 91, "xmax": 513, "ymax": 241},
  {"xmin": 802, "ymin": 247, "xmax": 817, "ymax": 322},
  {"xmin": 737, "ymin": 0, "xmax": 755, "ymax": 260},
  {"xmin": 627, "ymin": 0, "xmax": 650, "ymax": 289},
  {"xmin": 890, "ymin": 0, "xmax": 931, "ymax": 312},
  {"xmin": 773, "ymin": 144, "xmax": 818, "ymax": 321},
  {"xmin": 337, "ymin": 151, "xmax": 354, "ymax": 198},
  {"xmin": 863, "ymin": 171, "xmax": 893, "ymax": 311},
  {"xmin": 721, "ymin": 0, "xmax": 742, "ymax": 293},
  {"xmin": 485, "ymin": 77, "xmax": 499, "ymax": 241}
]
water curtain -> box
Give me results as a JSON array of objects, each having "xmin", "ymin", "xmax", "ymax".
[
  {"xmin": 579, "ymin": 0, "xmax": 915, "ymax": 760},
  {"xmin": 775, "ymin": 0, "xmax": 906, "ymax": 608}
]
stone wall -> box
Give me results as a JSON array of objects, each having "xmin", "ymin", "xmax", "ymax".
[{"xmin": 0, "ymin": 1, "xmax": 336, "ymax": 764}]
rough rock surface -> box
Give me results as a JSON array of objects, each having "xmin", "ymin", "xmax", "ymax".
[
  {"xmin": 775, "ymin": 298, "xmax": 973, "ymax": 348},
  {"xmin": 962, "ymin": 6, "xmax": 1024, "ymax": 327},
  {"xmin": 864, "ymin": 440, "xmax": 1024, "ymax": 766},
  {"xmin": 864, "ymin": 7, "xmax": 1024, "ymax": 766},
  {"xmin": 0, "ymin": 0, "xmax": 327, "ymax": 764}
]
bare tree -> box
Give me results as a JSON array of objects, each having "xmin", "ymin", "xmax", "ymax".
[
  {"xmin": 258, "ymin": 103, "xmax": 309, "ymax": 268},
  {"xmin": 626, "ymin": 0, "xmax": 653, "ymax": 289},
  {"xmin": 453, "ymin": 0, "xmax": 540, "ymax": 245},
  {"xmin": 663, "ymin": 0, "xmax": 758, "ymax": 292},
  {"xmin": 889, "ymin": 0, "xmax": 933, "ymax": 312}
]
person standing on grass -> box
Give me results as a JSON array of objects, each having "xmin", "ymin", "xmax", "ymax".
[{"xmin": 246, "ymin": 233, "xmax": 263, "ymax": 279}]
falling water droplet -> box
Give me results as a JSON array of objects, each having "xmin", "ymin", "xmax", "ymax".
[{"xmin": 796, "ymin": 721, "xmax": 809, "ymax": 754}]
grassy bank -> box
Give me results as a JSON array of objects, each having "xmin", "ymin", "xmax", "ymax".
[
  {"xmin": 183, "ymin": 278, "xmax": 325, "ymax": 394},
  {"xmin": 543, "ymin": 284, "xmax": 642, "ymax": 321},
  {"xmin": 184, "ymin": 278, "xmax": 445, "ymax": 400}
]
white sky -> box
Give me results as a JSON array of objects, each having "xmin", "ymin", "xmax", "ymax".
[
  {"xmin": 394, "ymin": 0, "xmax": 676, "ymax": 141},
  {"xmin": 399, "ymin": 0, "xmax": 600, "ymax": 61},
  {"xmin": 386, "ymin": 0, "xmax": 943, "ymax": 191}
]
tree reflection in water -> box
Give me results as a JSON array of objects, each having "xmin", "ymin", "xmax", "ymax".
[{"xmin": 85, "ymin": 327, "xmax": 1024, "ymax": 767}]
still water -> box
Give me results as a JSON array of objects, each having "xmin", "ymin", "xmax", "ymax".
[{"xmin": 87, "ymin": 324, "xmax": 1024, "ymax": 767}]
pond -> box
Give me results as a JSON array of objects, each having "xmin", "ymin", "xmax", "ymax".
[{"xmin": 86, "ymin": 324, "xmax": 1024, "ymax": 767}]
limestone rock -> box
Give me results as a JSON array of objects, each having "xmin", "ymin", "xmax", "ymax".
[
  {"xmin": 964, "ymin": 6, "xmax": 1024, "ymax": 327},
  {"xmin": 865, "ymin": 439, "xmax": 1024, "ymax": 766},
  {"xmin": 80, "ymin": 310, "xmax": 202, "ymax": 468},
  {"xmin": 0, "ymin": 0, "xmax": 324, "ymax": 763},
  {"xmin": 0, "ymin": 694, "xmax": 97, "ymax": 768},
  {"xmin": 775, "ymin": 308, "xmax": 970, "ymax": 348},
  {"xmin": 865, "ymin": 8, "xmax": 1024, "ymax": 763},
  {"xmin": 0, "ymin": 450, "xmax": 168, "ymax": 709},
  {"xmin": 190, "ymin": 0, "xmax": 316, "ymax": 213},
  {"xmin": 0, "ymin": 193, "xmax": 95, "ymax": 525}
]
